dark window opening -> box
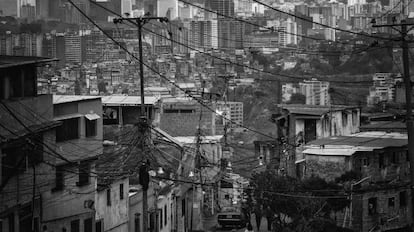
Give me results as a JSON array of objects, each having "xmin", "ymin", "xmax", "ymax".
[
  {"xmin": 107, "ymin": 189, "xmax": 111, "ymax": 206},
  {"xmin": 368, "ymin": 197, "xmax": 377, "ymax": 215},
  {"xmin": 70, "ymin": 219, "xmax": 80, "ymax": 232},
  {"xmin": 120, "ymin": 183, "xmax": 124, "ymax": 200},
  {"xmin": 85, "ymin": 118, "xmax": 97, "ymax": 137},
  {"xmin": 84, "ymin": 218, "xmax": 92, "ymax": 232},
  {"xmin": 56, "ymin": 118, "xmax": 79, "ymax": 142},
  {"xmin": 406, "ymin": 151, "xmax": 410, "ymax": 162},
  {"xmin": 400, "ymin": 191, "xmax": 407, "ymax": 207},
  {"xmin": 134, "ymin": 214, "xmax": 141, "ymax": 232},
  {"xmin": 304, "ymin": 119, "xmax": 317, "ymax": 143},
  {"xmin": 96, "ymin": 221, "xmax": 103, "ymax": 232},
  {"xmin": 388, "ymin": 197, "xmax": 395, "ymax": 207},
  {"xmin": 54, "ymin": 165, "xmax": 64, "ymax": 191},
  {"xmin": 76, "ymin": 161, "xmax": 90, "ymax": 186},
  {"xmin": 103, "ymin": 107, "xmax": 119, "ymax": 125},
  {"xmin": 182, "ymin": 199, "xmax": 185, "ymax": 216},
  {"xmin": 379, "ymin": 153, "xmax": 385, "ymax": 169},
  {"xmin": 164, "ymin": 205, "xmax": 167, "ymax": 226},
  {"xmin": 160, "ymin": 208, "xmax": 163, "ymax": 229},
  {"xmin": 391, "ymin": 152, "xmax": 398, "ymax": 164}
]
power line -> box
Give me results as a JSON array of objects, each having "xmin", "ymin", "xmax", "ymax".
[{"xmin": 250, "ymin": 0, "xmax": 398, "ymax": 42}]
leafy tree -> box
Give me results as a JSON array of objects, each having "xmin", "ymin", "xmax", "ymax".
[
  {"xmin": 287, "ymin": 93, "xmax": 306, "ymax": 104},
  {"xmin": 249, "ymin": 170, "xmax": 349, "ymax": 232}
]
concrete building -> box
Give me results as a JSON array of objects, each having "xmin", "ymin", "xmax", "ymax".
[
  {"xmin": 157, "ymin": 0, "xmax": 178, "ymax": 19},
  {"xmin": 208, "ymin": 0, "xmax": 235, "ymax": 17},
  {"xmin": 299, "ymin": 78, "xmax": 330, "ymax": 106},
  {"xmin": 42, "ymin": 95, "xmax": 103, "ymax": 232},
  {"xmin": 216, "ymin": 101, "xmax": 243, "ymax": 129},
  {"xmin": 367, "ymin": 73, "xmax": 401, "ymax": 106},
  {"xmin": 273, "ymin": 104, "xmax": 361, "ymax": 176},
  {"xmin": 189, "ymin": 19, "xmax": 219, "ymax": 50},
  {"xmin": 0, "ymin": 56, "xmax": 58, "ymax": 232},
  {"xmin": 65, "ymin": 33, "xmax": 82, "ymax": 64},
  {"xmin": 159, "ymin": 98, "xmax": 218, "ymax": 137},
  {"xmin": 300, "ymin": 132, "xmax": 411, "ymax": 232}
]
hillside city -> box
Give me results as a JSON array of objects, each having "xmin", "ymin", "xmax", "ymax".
[{"xmin": 1, "ymin": 0, "xmax": 414, "ymax": 232}]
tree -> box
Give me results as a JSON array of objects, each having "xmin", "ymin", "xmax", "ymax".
[
  {"xmin": 287, "ymin": 93, "xmax": 306, "ymax": 104},
  {"xmin": 249, "ymin": 170, "xmax": 349, "ymax": 232}
]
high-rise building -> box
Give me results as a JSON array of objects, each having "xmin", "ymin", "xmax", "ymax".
[
  {"xmin": 207, "ymin": 0, "xmax": 235, "ymax": 17},
  {"xmin": 20, "ymin": 4, "xmax": 36, "ymax": 21},
  {"xmin": 299, "ymin": 79, "xmax": 330, "ymax": 106},
  {"xmin": 0, "ymin": 0, "xmax": 19, "ymax": 17},
  {"xmin": 65, "ymin": 33, "xmax": 82, "ymax": 64},
  {"xmin": 36, "ymin": 0, "xmax": 49, "ymax": 19},
  {"xmin": 218, "ymin": 18, "xmax": 244, "ymax": 49},
  {"xmin": 189, "ymin": 19, "xmax": 219, "ymax": 50},
  {"xmin": 157, "ymin": 0, "xmax": 178, "ymax": 19}
]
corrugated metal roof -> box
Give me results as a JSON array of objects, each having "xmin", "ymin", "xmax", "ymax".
[
  {"xmin": 101, "ymin": 95, "xmax": 159, "ymax": 106},
  {"xmin": 53, "ymin": 95, "xmax": 101, "ymax": 104},
  {"xmin": 279, "ymin": 104, "xmax": 359, "ymax": 116},
  {"xmin": 0, "ymin": 56, "xmax": 57, "ymax": 69}
]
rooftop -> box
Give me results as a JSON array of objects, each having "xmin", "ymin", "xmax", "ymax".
[
  {"xmin": 174, "ymin": 135, "xmax": 224, "ymax": 144},
  {"xmin": 102, "ymin": 95, "xmax": 160, "ymax": 106},
  {"xmin": 0, "ymin": 56, "xmax": 57, "ymax": 69},
  {"xmin": 278, "ymin": 104, "xmax": 359, "ymax": 116},
  {"xmin": 53, "ymin": 95, "xmax": 101, "ymax": 104},
  {"xmin": 303, "ymin": 132, "xmax": 407, "ymax": 156}
]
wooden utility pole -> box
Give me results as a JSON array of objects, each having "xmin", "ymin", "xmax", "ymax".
[
  {"xmin": 113, "ymin": 16, "xmax": 168, "ymax": 232},
  {"xmin": 373, "ymin": 19, "xmax": 414, "ymax": 225}
]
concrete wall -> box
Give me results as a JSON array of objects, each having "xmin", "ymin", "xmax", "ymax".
[
  {"xmin": 42, "ymin": 164, "xmax": 96, "ymax": 230},
  {"xmin": 159, "ymin": 101, "xmax": 217, "ymax": 136},
  {"xmin": 158, "ymin": 188, "xmax": 174, "ymax": 232},
  {"xmin": 54, "ymin": 98, "xmax": 103, "ymax": 163},
  {"xmin": 352, "ymin": 187, "xmax": 412, "ymax": 232},
  {"xmin": 0, "ymin": 95, "xmax": 56, "ymax": 231},
  {"xmin": 95, "ymin": 178, "xmax": 129, "ymax": 232},
  {"xmin": 128, "ymin": 184, "xmax": 157, "ymax": 232},
  {"xmin": 304, "ymin": 155, "xmax": 349, "ymax": 181}
]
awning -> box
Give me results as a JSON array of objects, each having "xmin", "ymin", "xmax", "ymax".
[
  {"xmin": 85, "ymin": 113, "xmax": 100, "ymax": 120},
  {"xmin": 54, "ymin": 113, "xmax": 83, "ymax": 121},
  {"xmin": 302, "ymin": 148, "xmax": 356, "ymax": 156},
  {"xmin": 295, "ymin": 159, "xmax": 306, "ymax": 164}
]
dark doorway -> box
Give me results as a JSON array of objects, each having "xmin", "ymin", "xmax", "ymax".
[{"xmin": 304, "ymin": 119, "xmax": 317, "ymax": 143}]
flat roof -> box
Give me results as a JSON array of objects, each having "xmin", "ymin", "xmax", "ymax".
[
  {"xmin": 53, "ymin": 95, "xmax": 101, "ymax": 104},
  {"xmin": 278, "ymin": 104, "xmax": 359, "ymax": 116},
  {"xmin": 102, "ymin": 95, "xmax": 159, "ymax": 106},
  {"xmin": 303, "ymin": 132, "xmax": 407, "ymax": 156},
  {"xmin": 174, "ymin": 135, "xmax": 224, "ymax": 144},
  {"xmin": 0, "ymin": 56, "xmax": 57, "ymax": 69}
]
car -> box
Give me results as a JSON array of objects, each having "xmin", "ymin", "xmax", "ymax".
[{"xmin": 217, "ymin": 210, "xmax": 248, "ymax": 229}]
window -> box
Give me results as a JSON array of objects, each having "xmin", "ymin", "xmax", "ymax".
[
  {"xmin": 84, "ymin": 218, "xmax": 92, "ymax": 232},
  {"xmin": 77, "ymin": 161, "xmax": 90, "ymax": 186},
  {"xmin": 85, "ymin": 118, "xmax": 97, "ymax": 137},
  {"xmin": 391, "ymin": 152, "xmax": 398, "ymax": 164},
  {"xmin": 400, "ymin": 191, "xmax": 407, "ymax": 207},
  {"xmin": 120, "ymin": 183, "xmax": 124, "ymax": 200},
  {"xmin": 164, "ymin": 205, "xmax": 167, "ymax": 226},
  {"xmin": 362, "ymin": 158, "xmax": 369, "ymax": 166},
  {"xmin": 368, "ymin": 197, "xmax": 377, "ymax": 215},
  {"xmin": 107, "ymin": 189, "xmax": 111, "ymax": 206},
  {"xmin": 379, "ymin": 153, "xmax": 385, "ymax": 169},
  {"xmin": 54, "ymin": 165, "xmax": 64, "ymax": 191},
  {"xmin": 70, "ymin": 219, "xmax": 79, "ymax": 232},
  {"xmin": 56, "ymin": 118, "xmax": 79, "ymax": 142},
  {"xmin": 134, "ymin": 214, "xmax": 141, "ymax": 232},
  {"xmin": 96, "ymin": 221, "xmax": 103, "ymax": 232},
  {"xmin": 160, "ymin": 208, "xmax": 163, "ymax": 229},
  {"xmin": 388, "ymin": 197, "xmax": 395, "ymax": 208},
  {"xmin": 182, "ymin": 199, "xmax": 185, "ymax": 216}
]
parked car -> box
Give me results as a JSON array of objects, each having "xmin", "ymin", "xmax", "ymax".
[{"xmin": 217, "ymin": 207, "xmax": 248, "ymax": 229}]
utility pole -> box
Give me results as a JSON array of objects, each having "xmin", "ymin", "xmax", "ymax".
[
  {"xmin": 113, "ymin": 15, "xmax": 168, "ymax": 232},
  {"xmin": 372, "ymin": 19, "xmax": 414, "ymax": 226}
]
